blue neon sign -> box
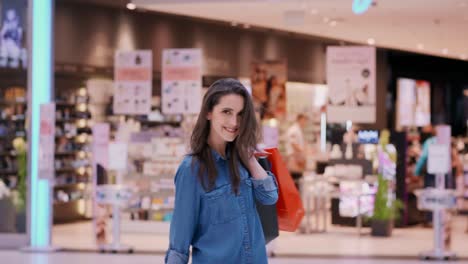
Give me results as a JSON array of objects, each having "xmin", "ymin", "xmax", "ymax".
[
  {"xmin": 352, "ymin": 0, "xmax": 373, "ymax": 15},
  {"xmin": 30, "ymin": 0, "xmax": 52, "ymax": 248}
]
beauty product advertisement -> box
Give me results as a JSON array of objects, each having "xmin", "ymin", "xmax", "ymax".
[
  {"xmin": 397, "ymin": 78, "xmax": 431, "ymax": 128},
  {"xmin": 326, "ymin": 46, "xmax": 376, "ymax": 123},
  {"xmin": 114, "ymin": 50, "xmax": 152, "ymax": 115},
  {"xmin": 162, "ymin": 49, "xmax": 202, "ymax": 114}
]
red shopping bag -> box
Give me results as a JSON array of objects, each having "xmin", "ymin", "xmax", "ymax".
[{"xmin": 264, "ymin": 147, "xmax": 305, "ymax": 232}]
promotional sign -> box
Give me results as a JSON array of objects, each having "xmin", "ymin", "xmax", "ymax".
[
  {"xmin": 416, "ymin": 189, "xmax": 457, "ymax": 211},
  {"xmin": 162, "ymin": 49, "xmax": 202, "ymax": 114},
  {"xmin": 251, "ymin": 61, "xmax": 287, "ymax": 120},
  {"xmin": 114, "ymin": 50, "xmax": 152, "ymax": 115},
  {"xmin": 326, "ymin": 46, "xmax": 376, "ymax": 123},
  {"xmin": 0, "ymin": 1, "xmax": 28, "ymax": 68},
  {"xmin": 108, "ymin": 142, "xmax": 128, "ymax": 171},
  {"xmin": 428, "ymin": 144, "xmax": 450, "ymax": 175},
  {"xmin": 39, "ymin": 103, "xmax": 55, "ymax": 180},
  {"xmin": 92, "ymin": 123, "xmax": 110, "ymax": 169},
  {"xmin": 397, "ymin": 78, "xmax": 431, "ymax": 128}
]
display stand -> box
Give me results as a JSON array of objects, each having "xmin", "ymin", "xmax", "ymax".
[
  {"xmin": 416, "ymin": 186, "xmax": 457, "ymax": 260},
  {"xmin": 416, "ymin": 138, "xmax": 457, "ymax": 260},
  {"xmin": 95, "ymin": 184, "xmax": 133, "ymax": 254}
]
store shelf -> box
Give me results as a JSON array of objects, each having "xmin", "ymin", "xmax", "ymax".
[
  {"xmin": 53, "ymin": 198, "xmax": 90, "ymax": 224},
  {"xmin": 137, "ymin": 120, "xmax": 180, "ymax": 127},
  {"xmin": 56, "ymin": 118, "xmax": 78, "ymax": 123},
  {"xmin": 0, "ymin": 99, "xmax": 26, "ymax": 105},
  {"xmin": 54, "ymin": 182, "xmax": 89, "ymax": 189},
  {"xmin": 0, "ymin": 169, "xmax": 17, "ymax": 175},
  {"xmin": 55, "ymin": 151, "xmax": 77, "ymax": 156},
  {"xmin": 0, "ymin": 152, "xmax": 16, "ymax": 157},
  {"xmin": 56, "ymin": 167, "xmax": 76, "ymax": 173},
  {"xmin": 0, "ymin": 118, "xmax": 26, "ymax": 123},
  {"xmin": 55, "ymin": 102, "xmax": 75, "ymax": 107},
  {"xmin": 54, "ymin": 198, "xmax": 85, "ymax": 205}
]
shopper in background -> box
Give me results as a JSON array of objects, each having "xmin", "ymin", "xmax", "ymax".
[
  {"xmin": 285, "ymin": 113, "xmax": 308, "ymax": 192},
  {"xmin": 165, "ymin": 78, "xmax": 278, "ymax": 264}
]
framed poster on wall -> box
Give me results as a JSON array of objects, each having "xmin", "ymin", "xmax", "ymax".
[
  {"xmin": 396, "ymin": 78, "xmax": 431, "ymax": 128},
  {"xmin": 326, "ymin": 46, "xmax": 376, "ymax": 123}
]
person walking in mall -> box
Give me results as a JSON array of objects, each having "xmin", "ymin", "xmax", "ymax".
[
  {"xmin": 285, "ymin": 113, "xmax": 308, "ymax": 192},
  {"xmin": 165, "ymin": 78, "xmax": 278, "ymax": 264}
]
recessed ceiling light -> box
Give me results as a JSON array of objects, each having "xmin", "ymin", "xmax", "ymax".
[
  {"xmin": 309, "ymin": 9, "xmax": 318, "ymax": 15},
  {"xmin": 126, "ymin": 3, "xmax": 136, "ymax": 10},
  {"xmin": 367, "ymin": 38, "xmax": 375, "ymax": 45},
  {"xmin": 442, "ymin": 48, "xmax": 449, "ymax": 55},
  {"xmin": 329, "ymin": 20, "xmax": 337, "ymax": 27},
  {"xmin": 417, "ymin": 44, "xmax": 424, "ymax": 50},
  {"xmin": 323, "ymin": 17, "xmax": 330, "ymax": 23}
]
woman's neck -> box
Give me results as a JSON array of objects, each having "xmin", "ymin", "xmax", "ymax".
[{"xmin": 207, "ymin": 135, "xmax": 227, "ymax": 158}]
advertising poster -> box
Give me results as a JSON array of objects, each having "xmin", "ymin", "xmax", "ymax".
[
  {"xmin": 114, "ymin": 50, "xmax": 152, "ymax": 115},
  {"xmin": 0, "ymin": 0, "xmax": 27, "ymax": 68},
  {"xmin": 397, "ymin": 78, "xmax": 431, "ymax": 128},
  {"xmin": 414, "ymin": 80, "xmax": 431, "ymax": 126},
  {"xmin": 39, "ymin": 103, "xmax": 55, "ymax": 180},
  {"xmin": 326, "ymin": 46, "xmax": 376, "ymax": 123},
  {"xmin": 162, "ymin": 49, "xmax": 202, "ymax": 114},
  {"xmin": 251, "ymin": 61, "xmax": 287, "ymax": 120}
]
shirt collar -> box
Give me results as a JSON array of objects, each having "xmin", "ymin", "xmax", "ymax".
[{"xmin": 210, "ymin": 145, "xmax": 232, "ymax": 162}]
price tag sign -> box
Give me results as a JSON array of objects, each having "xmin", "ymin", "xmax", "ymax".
[
  {"xmin": 415, "ymin": 188, "xmax": 457, "ymax": 211},
  {"xmin": 427, "ymin": 144, "xmax": 450, "ymax": 174},
  {"xmin": 96, "ymin": 185, "xmax": 133, "ymax": 206}
]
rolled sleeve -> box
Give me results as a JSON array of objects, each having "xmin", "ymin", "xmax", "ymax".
[
  {"xmin": 251, "ymin": 171, "xmax": 278, "ymax": 205},
  {"xmin": 165, "ymin": 158, "xmax": 199, "ymax": 264},
  {"xmin": 165, "ymin": 249, "xmax": 189, "ymax": 264}
]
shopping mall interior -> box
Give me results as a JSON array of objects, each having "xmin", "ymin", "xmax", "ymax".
[{"xmin": 0, "ymin": 0, "xmax": 467, "ymax": 263}]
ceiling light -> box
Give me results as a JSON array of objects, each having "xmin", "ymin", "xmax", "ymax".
[
  {"xmin": 367, "ymin": 38, "xmax": 375, "ymax": 45},
  {"xmin": 126, "ymin": 3, "xmax": 136, "ymax": 10},
  {"xmin": 329, "ymin": 20, "xmax": 337, "ymax": 27},
  {"xmin": 309, "ymin": 9, "xmax": 318, "ymax": 15},
  {"xmin": 442, "ymin": 48, "xmax": 449, "ymax": 55},
  {"xmin": 417, "ymin": 44, "xmax": 424, "ymax": 50}
]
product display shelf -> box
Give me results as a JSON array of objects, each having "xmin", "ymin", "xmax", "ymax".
[
  {"xmin": 53, "ymin": 85, "xmax": 93, "ymax": 223},
  {"xmin": 0, "ymin": 68, "xmax": 27, "ymax": 200}
]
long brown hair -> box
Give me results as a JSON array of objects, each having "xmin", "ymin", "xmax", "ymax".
[{"xmin": 190, "ymin": 78, "xmax": 260, "ymax": 194}]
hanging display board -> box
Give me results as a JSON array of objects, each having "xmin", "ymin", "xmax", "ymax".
[
  {"xmin": 114, "ymin": 50, "xmax": 152, "ymax": 115},
  {"xmin": 162, "ymin": 48, "xmax": 202, "ymax": 114},
  {"xmin": 326, "ymin": 46, "xmax": 376, "ymax": 123}
]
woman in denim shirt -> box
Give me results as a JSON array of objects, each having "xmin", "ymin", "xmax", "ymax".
[{"xmin": 165, "ymin": 78, "xmax": 278, "ymax": 264}]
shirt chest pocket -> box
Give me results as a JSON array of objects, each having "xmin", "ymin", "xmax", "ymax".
[{"xmin": 204, "ymin": 184, "xmax": 242, "ymax": 225}]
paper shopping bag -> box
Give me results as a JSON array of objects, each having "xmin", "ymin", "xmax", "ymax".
[{"xmin": 265, "ymin": 147, "xmax": 304, "ymax": 232}]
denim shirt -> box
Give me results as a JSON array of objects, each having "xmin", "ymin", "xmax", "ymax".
[{"xmin": 165, "ymin": 151, "xmax": 279, "ymax": 264}]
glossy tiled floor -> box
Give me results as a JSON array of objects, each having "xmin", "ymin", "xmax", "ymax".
[
  {"xmin": 52, "ymin": 215, "xmax": 468, "ymax": 258},
  {"xmin": 1, "ymin": 250, "xmax": 468, "ymax": 264}
]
